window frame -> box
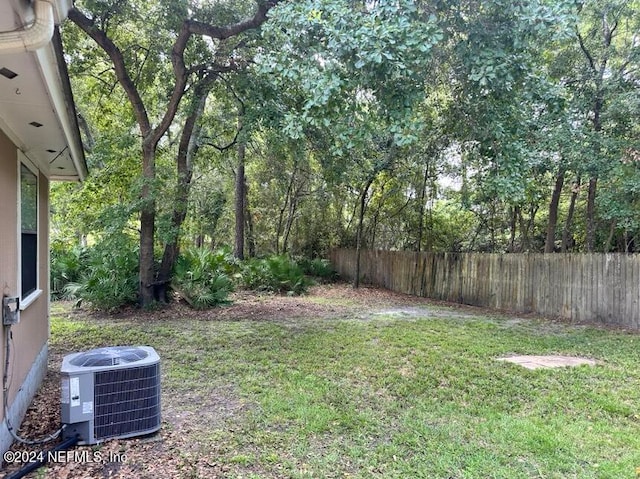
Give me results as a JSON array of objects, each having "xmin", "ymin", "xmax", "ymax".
[{"xmin": 18, "ymin": 155, "xmax": 42, "ymax": 309}]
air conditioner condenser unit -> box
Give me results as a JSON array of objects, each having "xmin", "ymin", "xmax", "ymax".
[{"xmin": 60, "ymin": 346, "xmax": 161, "ymax": 445}]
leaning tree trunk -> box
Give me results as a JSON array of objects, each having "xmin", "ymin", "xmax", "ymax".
[
  {"xmin": 282, "ymin": 177, "xmax": 306, "ymax": 254},
  {"xmin": 275, "ymin": 168, "xmax": 296, "ymax": 255},
  {"xmin": 157, "ymin": 90, "xmax": 208, "ymax": 301},
  {"xmin": 544, "ymin": 167, "xmax": 565, "ymax": 253}
]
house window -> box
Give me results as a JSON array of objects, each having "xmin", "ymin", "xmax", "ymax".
[{"xmin": 20, "ymin": 163, "xmax": 38, "ymax": 298}]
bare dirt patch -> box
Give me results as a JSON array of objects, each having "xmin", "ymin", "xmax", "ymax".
[{"xmin": 496, "ymin": 355, "xmax": 599, "ymax": 370}]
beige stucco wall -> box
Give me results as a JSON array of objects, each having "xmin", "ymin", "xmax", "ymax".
[
  {"xmin": 0, "ymin": 130, "xmax": 17, "ymax": 418},
  {"xmin": 0, "ymin": 128, "xmax": 49, "ymax": 422}
]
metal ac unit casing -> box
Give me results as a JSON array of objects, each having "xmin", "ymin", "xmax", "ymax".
[{"xmin": 61, "ymin": 346, "xmax": 161, "ymax": 445}]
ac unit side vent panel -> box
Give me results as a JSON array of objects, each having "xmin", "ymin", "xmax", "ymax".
[{"xmin": 94, "ymin": 363, "xmax": 161, "ymax": 441}]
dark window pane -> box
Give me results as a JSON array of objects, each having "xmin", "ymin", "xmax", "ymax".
[{"xmin": 22, "ymin": 233, "xmax": 37, "ymax": 296}]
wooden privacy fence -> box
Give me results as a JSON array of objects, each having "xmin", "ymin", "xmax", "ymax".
[{"xmin": 330, "ymin": 249, "xmax": 640, "ymax": 329}]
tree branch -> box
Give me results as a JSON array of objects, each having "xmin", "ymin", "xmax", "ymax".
[
  {"xmin": 186, "ymin": 1, "xmax": 281, "ymax": 40},
  {"xmin": 201, "ymin": 130, "xmax": 241, "ymax": 152},
  {"xmin": 151, "ymin": 1, "xmax": 280, "ymax": 146},
  {"xmin": 69, "ymin": 8, "xmax": 152, "ymax": 135},
  {"xmin": 576, "ymin": 30, "xmax": 597, "ymax": 73},
  {"xmin": 70, "ymin": 0, "xmax": 281, "ymax": 151}
]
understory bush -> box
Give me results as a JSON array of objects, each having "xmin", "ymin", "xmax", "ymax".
[
  {"xmin": 51, "ymin": 242, "xmax": 84, "ymax": 300},
  {"xmin": 52, "ymin": 238, "xmax": 328, "ymax": 310},
  {"xmin": 64, "ymin": 234, "xmax": 139, "ymax": 310},
  {"xmin": 172, "ymin": 247, "xmax": 237, "ymax": 309},
  {"xmin": 241, "ymin": 255, "xmax": 311, "ymax": 295},
  {"xmin": 297, "ymin": 257, "xmax": 337, "ymax": 281}
]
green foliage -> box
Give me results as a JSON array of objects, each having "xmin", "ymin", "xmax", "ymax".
[
  {"xmin": 64, "ymin": 234, "xmax": 139, "ymax": 310},
  {"xmin": 241, "ymin": 256, "xmax": 311, "ymax": 295},
  {"xmin": 297, "ymin": 257, "xmax": 338, "ymax": 282},
  {"xmin": 257, "ymin": 0, "xmax": 442, "ymax": 150},
  {"xmin": 50, "ymin": 242, "xmax": 85, "ymax": 300},
  {"xmin": 171, "ymin": 247, "xmax": 237, "ymax": 309},
  {"xmin": 56, "ymin": 0, "xmax": 640, "ymax": 272},
  {"xmin": 427, "ymin": 200, "xmax": 477, "ymax": 252}
]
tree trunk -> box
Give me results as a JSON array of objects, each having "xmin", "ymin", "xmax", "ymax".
[
  {"xmin": 624, "ymin": 231, "xmax": 633, "ymax": 253},
  {"xmin": 354, "ymin": 177, "xmax": 374, "ymax": 289},
  {"xmin": 517, "ymin": 208, "xmax": 528, "ymax": 252},
  {"xmin": 367, "ymin": 181, "xmax": 386, "ymax": 250},
  {"xmin": 234, "ymin": 139, "xmax": 246, "ymax": 260},
  {"xmin": 282, "ymin": 207, "xmax": 295, "ymax": 254},
  {"xmin": 527, "ymin": 205, "xmax": 539, "ymax": 250},
  {"xmin": 577, "ymin": 11, "xmax": 610, "ymax": 253},
  {"xmin": 157, "ymin": 91, "xmax": 207, "ymax": 301},
  {"xmin": 489, "ymin": 201, "xmax": 497, "ymax": 253},
  {"xmin": 508, "ymin": 206, "xmax": 518, "ymax": 252},
  {"xmin": 416, "ymin": 163, "xmax": 430, "ymax": 252},
  {"xmin": 275, "ymin": 168, "xmax": 296, "ymax": 255},
  {"xmin": 561, "ymin": 177, "xmax": 580, "ymax": 252},
  {"xmin": 544, "ymin": 167, "xmax": 565, "ymax": 253},
  {"xmin": 604, "ymin": 220, "xmax": 616, "ymax": 252},
  {"xmin": 139, "ymin": 142, "xmax": 157, "ymax": 307},
  {"xmin": 585, "ymin": 177, "xmax": 598, "ymax": 252},
  {"xmin": 244, "ymin": 179, "xmax": 256, "ymax": 258},
  {"xmin": 282, "ymin": 184, "xmax": 300, "ymax": 255},
  {"xmin": 585, "ymin": 81, "xmax": 603, "ymax": 252}
]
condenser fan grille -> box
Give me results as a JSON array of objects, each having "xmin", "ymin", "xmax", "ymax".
[
  {"xmin": 94, "ymin": 363, "xmax": 161, "ymax": 441},
  {"xmin": 70, "ymin": 346, "xmax": 150, "ymax": 367}
]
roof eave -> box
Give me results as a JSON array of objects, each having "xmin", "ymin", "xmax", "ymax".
[{"xmin": 50, "ymin": 27, "xmax": 87, "ymax": 181}]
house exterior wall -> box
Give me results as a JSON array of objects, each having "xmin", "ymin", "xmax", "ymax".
[
  {"xmin": 0, "ymin": 129, "xmax": 17, "ymax": 423},
  {"xmin": 0, "ymin": 128, "xmax": 50, "ymax": 454}
]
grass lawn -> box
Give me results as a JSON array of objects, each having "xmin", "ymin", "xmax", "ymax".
[{"xmin": 8, "ymin": 284, "xmax": 640, "ymax": 478}]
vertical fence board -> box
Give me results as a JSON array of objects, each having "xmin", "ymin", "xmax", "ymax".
[{"xmin": 629, "ymin": 257, "xmax": 638, "ymax": 328}]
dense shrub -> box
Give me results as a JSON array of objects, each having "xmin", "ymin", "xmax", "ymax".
[
  {"xmin": 50, "ymin": 242, "xmax": 85, "ymax": 300},
  {"xmin": 64, "ymin": 234, "xmax": 139, "ymax": 310},
  {"xmin": 53, "ymin": 240, "xmax": 328, "ymax": 310},
  {"xmin": 241, "ymin": 255, "xmax": 311, "ymax": 295},
  {"xmin": 172, "ymin": 247, "xmax": 237, "ymax": 309},
  {"xmin": 297, "ymin": 257, "xmax": 337, "ymax": 281}
]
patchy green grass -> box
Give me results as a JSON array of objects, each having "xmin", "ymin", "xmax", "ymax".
[{"xmin": 49, "ymin": 300, "xmax": 640, "ymax": 479}]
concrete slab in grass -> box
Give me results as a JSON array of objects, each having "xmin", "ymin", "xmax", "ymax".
[{"xmin": 496, "ymin": 355, "xmax": 598, "ymax": 370}]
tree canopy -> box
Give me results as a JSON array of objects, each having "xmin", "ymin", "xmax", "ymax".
[{"xmin": 54, "ymin": 0, "xmax": 640, "ymax": 308}]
